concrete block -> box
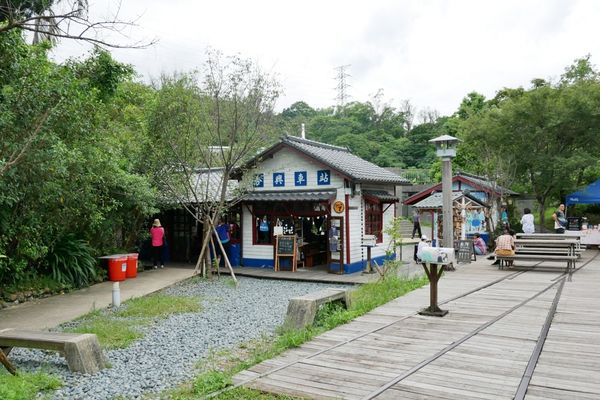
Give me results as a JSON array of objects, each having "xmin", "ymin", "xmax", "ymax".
[
  {"xmin": 284, "ymin": 288, "xmax": 352, "ymax": 330},
  {"xmin": 63, "ymin": 334, "xmax": 107, "ymax": 374}
]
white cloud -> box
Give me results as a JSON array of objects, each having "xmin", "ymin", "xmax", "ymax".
[{"xmin": 50, "ymin": 0, "xmax": 600, "ymax": 116}]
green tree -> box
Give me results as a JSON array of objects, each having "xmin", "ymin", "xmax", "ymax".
[{"xmin": 459, "ymin": 57, "xmax": 600, "ymax": 226}]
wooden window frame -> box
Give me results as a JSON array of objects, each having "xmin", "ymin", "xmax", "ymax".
[{"xmin": 364, "ymin": 198, "xmax": 383, "ymax": 243}]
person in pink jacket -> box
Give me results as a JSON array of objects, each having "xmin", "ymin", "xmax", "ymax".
[{"xmin": 150, "ymin": 219, "xmax": 165, "ymax": 269}]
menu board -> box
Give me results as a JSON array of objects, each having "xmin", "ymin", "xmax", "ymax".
[
  {"xmin": 275, "ymin": 235, "xmax": 297, "ymax": 272},
  {"xmin": 457, "ymin": 240, "xmax": 474, "ymax": 263},
  {"xmin": 276, "ymin": 235, "xmax": 296, "ymax": 255}
]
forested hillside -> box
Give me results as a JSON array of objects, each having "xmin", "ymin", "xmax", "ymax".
[{"xmin": 2, "ymin": 23, "xmax": 600, "ymax": 290}]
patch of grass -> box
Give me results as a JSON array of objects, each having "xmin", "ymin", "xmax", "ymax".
[
  {"xmin": 65, "ymin": 294, "xmax": 200, "ymax": 349},
  {"xmin": 208, "ymin": 387, "xmax": 301, "ymax": 399},
  {"xmin": 0, "ymin": 370, "xmax": 62, "ymax": 400},
  {"xmin": 192, "ymin": 370, "xmax": 232, "ymax": 394},
  {"xmin": 115, "ymin": 294, "xmax": 200, "ymax": 319},
  {"xmin": 222, "ymin": 277, "xmax": 237, "ymax": 288},
  {"xmin": 66, "ymin": 317, "xmax": 147, "ymax": 349},
  {"xmin": 168, "ymin": 275, "xmax": 427, "ymax": 399}
]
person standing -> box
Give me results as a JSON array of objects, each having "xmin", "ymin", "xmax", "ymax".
[
  {"xmin": 500, "ymin": 206, "xmax": 509, "ymax": 229},
  {"xmin": 520, "ymin": 208, "xmax": 535, "ymax": 234},
  {"xmin": 150, "ymin": 219, "xmax": 165, "ymax": 269},
  {"xmin": 411, "ymin": 209, "xmax": 422, "ymax": 239},
  {"xmin": 552, "ymin": 204, "xmax": 567, "ymax": 234},
  {"xmin": 216, "ymin": 219, "xmax": 231, "ymax": 266}
]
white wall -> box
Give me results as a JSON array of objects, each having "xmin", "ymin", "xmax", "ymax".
[
  {"xmin": 241, "ymin": 205, "xmax": 273, "ymax": 261},
  {"xmin": 253, "ymin": 148, "xmax": 344, "ymax": 191}
]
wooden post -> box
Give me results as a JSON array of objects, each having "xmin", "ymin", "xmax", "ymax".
[
  {"xmin": 418, "ymin": 263, "xmax": 448, "ymax": 317},
  {"xmin": 0, "ymin": 348, "xmax": 17, "ymax": 376}
]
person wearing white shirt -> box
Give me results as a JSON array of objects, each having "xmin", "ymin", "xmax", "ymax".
[{"xmin": 520, "ymin": 208, "xmax": 535, "ymax": 234}]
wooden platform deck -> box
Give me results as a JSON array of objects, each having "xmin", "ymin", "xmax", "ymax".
[
  {"xmin": 220, "ymin": 262, "xmax": 424, "ymax": 285},
  {"xmin": 231, "ymin": 250, "xmax": 600, "ymax": 399}
]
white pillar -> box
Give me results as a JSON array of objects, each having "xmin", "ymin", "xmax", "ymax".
[
  {"xmin": 112, "ymin": 282, "xmax": 121, "ymax": 308},
  {"xmin": 442, "ymin": 157, "xmax": 453, "ymax": 248}
]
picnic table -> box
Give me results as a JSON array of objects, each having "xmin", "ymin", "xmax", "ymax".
[{"xmin": 497, "ymin": 238, "xmax": 580, "ymax": 273}]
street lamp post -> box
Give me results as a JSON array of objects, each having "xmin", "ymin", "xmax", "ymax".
[
  {"xmin": 415, "ymin": 134, "xmax": 460, "ymax": 318},
  {"xmin": 429, "ymin": 135, "xmax": 460, "ymax": 249}
]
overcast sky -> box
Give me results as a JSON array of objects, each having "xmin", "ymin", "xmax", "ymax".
[{"xmin": 52, "ymin": 0, "xmax": 600, "ymax": 118}]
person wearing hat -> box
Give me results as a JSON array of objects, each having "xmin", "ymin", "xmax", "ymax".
[
  {"xmin": 150, "ymin": 219, "xmax": 165, "ymax": 269},
  {"xmin": 415, "ymin": 235, "xmax": 430, "ymax": 262}
]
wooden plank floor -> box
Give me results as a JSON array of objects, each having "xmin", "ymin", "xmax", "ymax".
[{"xmin": 232, "ymin": 250, "xmax": 600, "ymax": 399}]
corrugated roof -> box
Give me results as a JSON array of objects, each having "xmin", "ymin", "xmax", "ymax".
[
  {"xmin": 281, "ymin": 135, "xmax": 410, "ymax": 185},
  {"xmin": 242, "ymin": 190, "xmax": 337, "ymax": 202},
  {"xmin": 412, "ymin": 192, "xmax": 486, "ymax": 209}
]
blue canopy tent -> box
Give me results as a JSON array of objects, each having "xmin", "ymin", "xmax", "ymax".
[{"xmin": 566, "ymin": 179, "xmax": 600, "ymax": 206}]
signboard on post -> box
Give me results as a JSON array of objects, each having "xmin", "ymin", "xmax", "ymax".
[
  {"xmin": 275, "ymin": 235, "xmax": 297, "ymax": 272},
  {"xmin": 457, "ymin": 240, "xmax": 475, "ymax": 263}
]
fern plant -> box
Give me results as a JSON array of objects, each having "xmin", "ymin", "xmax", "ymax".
[{"xmin": 44, "ymin": 235, "xmax": 98, "ymax": 287}]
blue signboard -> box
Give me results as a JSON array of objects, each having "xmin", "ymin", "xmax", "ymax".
[
  {"xmin": 273, "ymin": 172, "xmax": 285, "ymax": 187},
  {"xmin": 253, "ymin": 173, "xmax": 264, "ymax": 188},
  {"xmin": 317, "ymin": 170, "xmax": 331, "ymax": 185},
  {"xmin": 294, "ymin": 171, "xmax": 307, "ymax": 186}
]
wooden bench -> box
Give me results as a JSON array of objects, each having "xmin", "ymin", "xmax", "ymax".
[
  {"xmin": 284, "ymin": 288, "xmax": 352, "ymax": 330},
  {"xmin": 0, "ymin": 329, "xmax": 107, "ymax": 374},
  {"xmin": 496, "ymin": 254, "xmax": 577, "ymax": 273},
  {"xmin": 515, "ymin": 247, "xmax": 583, "ymax": 256}
]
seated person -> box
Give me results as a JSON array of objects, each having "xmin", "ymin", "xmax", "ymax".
[
  {"xmin": 494, "ymin": 228, "xmax": 515, "ymax": 266},
  {"xmin": 473, "ymin": 233, "xmax": 487, "ymax": 255},
  {"xmin": 416, "ymin": 235, "xmax": 430, "ymax": 262}
]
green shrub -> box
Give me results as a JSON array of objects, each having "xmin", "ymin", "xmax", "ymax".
[{"xmin": 43, "ymin": 234, "xmax": 98, "ymax": 287}]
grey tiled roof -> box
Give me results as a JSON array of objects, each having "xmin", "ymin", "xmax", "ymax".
[
  {"xmin": 242, "ymin": 190, "xmax": 337, "ymax": 202},
  {"xmin": 282, "ymin": 135, "xmax": 409, "ymax": 185}
]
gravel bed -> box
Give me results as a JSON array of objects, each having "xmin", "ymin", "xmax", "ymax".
[{"xmin": 9, "ymin": 276, "xmax": 352, "ymax": 399}]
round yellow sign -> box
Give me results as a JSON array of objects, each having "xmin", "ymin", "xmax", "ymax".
[{"xmin": 333, "ymin": 200, "xmax": 345, "ymax": 214}]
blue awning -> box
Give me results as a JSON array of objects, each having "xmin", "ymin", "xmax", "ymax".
[{"xmin": 566, "ymin": 179, "xmax": 600, "ymax": 205}]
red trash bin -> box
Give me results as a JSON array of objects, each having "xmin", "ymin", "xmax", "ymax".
[
  {"xmin": 125, "ymin": 253, "xmax": 139, "ymax": 278},
  {"xmin": 107, "ymin": 255, "xmax": 128, "ymax": 282}
]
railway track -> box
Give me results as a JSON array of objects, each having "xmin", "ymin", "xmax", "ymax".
[{"xmin": 211, "ymin": 252, "xmax": 598, "ymax": 399}]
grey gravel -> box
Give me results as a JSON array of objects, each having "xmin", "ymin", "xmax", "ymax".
[{"xmin": 9, "ymin": 276, "xmax": 351, "ymax": 399}]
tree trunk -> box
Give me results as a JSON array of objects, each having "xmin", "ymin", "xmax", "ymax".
[{"xmin": 539, "ymin": 203, "xmax": 546, "ymax": 232}]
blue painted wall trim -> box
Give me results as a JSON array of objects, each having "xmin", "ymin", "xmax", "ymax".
[
  {"xmin": 339, "ymin": 253, "xmax": 395, "ymax": 274},
  {"xmin": 242, "ymin": 258, "xmax": 274, "ymax": 268},
  {"xmin": 244, "ymin": 253, "xmax": 395, "ymax": 274}
]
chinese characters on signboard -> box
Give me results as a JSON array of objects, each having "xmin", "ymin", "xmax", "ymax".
[
  {"xmin": 254, "ymin": 170, "xmax": 332, "ymax": 187},
  {"xmin": 273, "ymin": 172, "xmax": 285, "ymax": 187},
  {"xmin": 317, "ymin": 170, "xmax": 330, "ymax": 185},
  {"xmin": 253, "ymin": 173, "xmax": 264, "ymax": 188},
  {"xmin": 294, "ymin": 171, "xmax": 307, "ymax": 186}
]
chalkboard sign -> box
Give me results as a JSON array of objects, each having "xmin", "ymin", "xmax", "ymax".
[
  {"xmin": 275, "ymin": 235, "xmax": 297, "ymax": 272},
  {"xmin": 457, "ymin": 240, "xmax": 475, "ymax": 263},
  {"xmin": 276, "ymin": 235, "xmax": 296, "ymax": 255}
]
